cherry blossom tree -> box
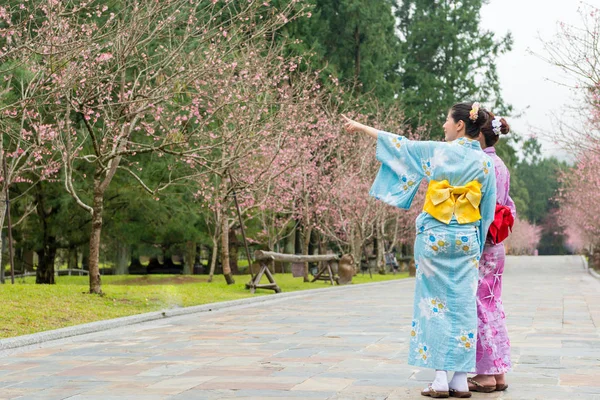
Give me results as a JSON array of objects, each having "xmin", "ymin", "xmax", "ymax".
[
  {"xmin": 189, "ymin": 40, "xmax": 329, "ymax": 284},
  {"xmin": 2, "ymin": 0, "xmax": 304, "ymax": 293},
  {"xmin": 317, "ymin": 105, "xmax": 427, "ymax": 273},
  {"xmin": 543, "ymin": 3, "xmax": 600, "ymax": 258},
  {"xmin": 504, "ymin": 217, "xmax": 541, "ymax": 255},
  {"xmin": 0, "ymin": 1, "xmax": 62, "ymax": 282},
  {"xmin": 557, "ymin": 152, "xmax": 600, "ymax": 254},
  {"xmin": 2, "ymin": 0, "xmax": 430, "ymax": 288},
  {"xmin": 539, "ymin": 3, "xmax": 600, "ymax": 153}
]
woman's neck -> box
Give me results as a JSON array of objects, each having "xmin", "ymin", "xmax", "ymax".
[{"xmin": 455, "ymin": 131, "xmax": 466, "ymax": 139}]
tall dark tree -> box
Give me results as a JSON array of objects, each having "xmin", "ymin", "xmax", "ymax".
[
  {"xmin": 275, "ymin": 0, "xmax": 402, "ymax": 102},
  {"xmin": 512, "ymin": 137, "xmax": 569, "ymax": 254},
  {"xmin": 395, "ymin": 0, "xmax": 512, "ymax": 132},
  {"xmin": 12, "ymin": 181, "xmax": 91, "ymax": 284}
]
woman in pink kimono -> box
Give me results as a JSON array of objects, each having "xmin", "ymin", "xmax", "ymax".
[{"xmin": 468, "ymin": 113, "xmax": 515, "ymax": 393}]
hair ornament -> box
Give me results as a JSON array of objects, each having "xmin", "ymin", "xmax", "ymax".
[
  {"xmin": 469, "ymin": 102, "xmax": 480, "ymax": 122},
  {"xmin": 491, "ymin": 117, "xmax": 502, "ymax": 136}
]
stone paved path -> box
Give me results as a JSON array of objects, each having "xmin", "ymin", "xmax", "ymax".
[{"xmin": 0, "ymin": 256, "xmax": 599, "ymax": 400}]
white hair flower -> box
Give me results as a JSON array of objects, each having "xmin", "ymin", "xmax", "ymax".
[{"xmin": 491, "ymin": 117, "xmax": 502, "ymax": 136}]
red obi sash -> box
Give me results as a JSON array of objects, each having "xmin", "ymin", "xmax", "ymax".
[{"xmin": 487, "ymin": 204, "xmax": 514, "ymax": 245}]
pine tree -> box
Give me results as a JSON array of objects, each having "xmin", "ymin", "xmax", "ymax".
[
  {"xmin": 395, "ymin": 0, "xmax": 512, "ymax": 132},
  {"xmin": 278, "ymin": 0, "xmax": 402, "ymax": 102}
]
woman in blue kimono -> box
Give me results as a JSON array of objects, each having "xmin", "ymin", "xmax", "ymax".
[{"xmin": 343, "ymin": 103, "xmax": 496, "ymax": 399}]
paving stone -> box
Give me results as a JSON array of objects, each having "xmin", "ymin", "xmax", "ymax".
[{"xmin": 0, "ymin": 256, "xmax": 597, "ymax": 399}]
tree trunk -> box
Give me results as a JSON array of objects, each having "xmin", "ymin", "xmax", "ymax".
[
  {"xmin": 350, "ymin": 229, "xmax": 362, "ymax": 274},
  {"xmin": 220, "ymin": 215, "xmax": 234, "ymax": 284},
  {"xmin": 81, "ymin": 245, "xmax": 90, "ymax": 271},
  {"xmin": 302, "ymin": 225, "xmax": 313, "ymax": 282},
  {"xmin": 282, "ymin": 229, "xmax": 295, "ymax": 273},
  {"xmin": 67, "ymin": 247, "xmax": 78, "ymax": 270},
  {"xmin": 375, "ymin": 223, "xmax": 385, "ymax": 275},
  {"xmin": 195, "ymin": 243, "xmax": 202, "ymax": 272},
  {"xmin": 184, "ymin": 241, "xmax": 195, "ymax": 275},
  {"xmin": 35, "ymin": 184, "xmax": 56, "ymax": 284},
  {"xmin": 0, "ymin": 192, "xmax": 6, "ymax": 283},
  {"xmin": 23, "ymin": 251, "xmax": 35, "ymax": 273},
  {"xmin": 35, "ymin": 244, "xmax": 56, "ymax": 284},
  {"xmin": 162, "ymin": 255, "xmax": 176, "ymax": 272},
  {"xmin": 284, "ymin": 228, "xmax": 295, "ymax": 255},
  {"xmin": 88, "ymin": 182, "xmax": 104, "ymax": 294},
  {"xmin": 391, "ymin": 217, "xmax": 400, "ymax": 251},
  {"xmin": 308, "ymin": 229, "xmax": 317, "ymax": 256},
  {"xmin": 129, "ymin": 256, "xmax": 144, "ymax": 274},
  {"xmin": 208, "ymin": 236, "xmax": 218, "ymax": 282},
  {"xmin": 0, "ymin": 237, "xmax": 4, "ymax": 283},
  {"xmin": 228, "ymin": 227, "xmax": 239, "ymax": 275},
  {"xmin": 14, "ymin": 246, "xmax": 23, "ymax": 276},
  {"xmin": 354, "ymin": 25, "xmax": 361, "ymax": 83},
  {"xmin": 115, "ymin": 242, "xmax": 129, "ymax": 275},
  {"xmin": 294, "ymin": 221, "xmax": 302, "ymax": 254}
]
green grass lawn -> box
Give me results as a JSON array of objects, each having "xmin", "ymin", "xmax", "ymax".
[{"xmin": 0, "ymin": 272, "xmax": 408, "ymax": 339}]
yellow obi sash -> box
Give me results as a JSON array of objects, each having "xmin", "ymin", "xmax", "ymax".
[{"xmin": 423, "ymin": 180, "xmax": 482, "ymax": 224}]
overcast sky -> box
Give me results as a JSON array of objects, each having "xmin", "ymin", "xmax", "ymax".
[{"xmin": 480, "ymin": 0, "xmax": 595, "ymax": 158}]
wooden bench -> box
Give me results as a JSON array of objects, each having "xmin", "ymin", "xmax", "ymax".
[{"xmin": 248, "ymin": 251, "xmax": 343, "ymax": 293}]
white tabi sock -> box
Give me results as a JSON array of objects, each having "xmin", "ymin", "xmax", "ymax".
[
  {"xmin": 449, "ymin": 371, "xmax": 469, "ymax": 392},
  {"xmin": 428, "ymin": 370, "xmax": 448, "ymax": 392}
]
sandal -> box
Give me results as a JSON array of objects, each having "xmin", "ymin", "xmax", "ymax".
[
  {"xmin": 495, "ymin": 383, "xmax": 509, "ymax": 391},
  {"xmin": 421, "ymin": 384, "xmax": 450, "ymax": 398},
  {"xmin": 449, "ymin": 389, "xmax": 472, "ymax": 398},
  {"xmin": 467, "ymin": 377, "xmax": 496, "ymax": 393}
]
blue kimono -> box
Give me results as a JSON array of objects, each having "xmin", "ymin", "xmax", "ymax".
[{"xmin": 370, "ymin": 131, "xmax": 496, "ymax": 372}]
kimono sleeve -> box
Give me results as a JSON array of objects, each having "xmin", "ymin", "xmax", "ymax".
[
  {"xmin": 506, "ymin": 195, "xmax": 517, "ymax": 219},
  {"xmin": 369, "ymin": 130, "xmax": 437, "ymax": 210},
  {"xmin": 504, "ymin": 170, "xmax": 517, "ymax": 218},
  {"xmin": 478, "ymin": 162, "xmax": 498, "ymax": 253},
  {"xmin": 496, "ymin": 162, "xmax": 517, "ymax": 218}
]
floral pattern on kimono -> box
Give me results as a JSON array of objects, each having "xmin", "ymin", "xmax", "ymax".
[
  {"xmin": 370, "ymin": 130, "xmax": 497, "ymax": 372},
  {"xmin": 473, "ymin": 146, "xmax": 515, "ymax": 375}
]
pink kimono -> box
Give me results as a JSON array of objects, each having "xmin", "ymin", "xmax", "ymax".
[{"xmin": 475, "ymin": 147, "xmax": 515, "ymax": 375}]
